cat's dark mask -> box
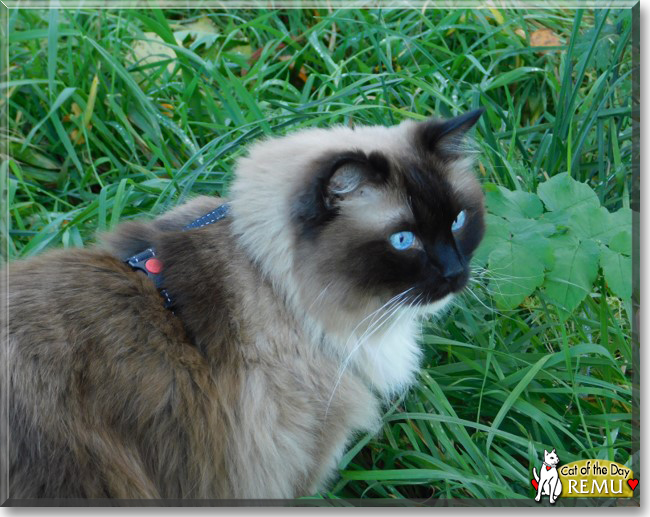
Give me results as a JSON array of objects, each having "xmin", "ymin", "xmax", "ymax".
[{"xmin": 291, "ymin": 110, "xmax": 485, "ymax": 307}]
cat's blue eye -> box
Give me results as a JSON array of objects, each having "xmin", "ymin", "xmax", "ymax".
[
  {"xmin": 451, "ymin": 210, "xmax": 467, "ymax": 232},
  {"xmin": 389, "ymin": 231, "xmax": 416, "ymax": 251}
]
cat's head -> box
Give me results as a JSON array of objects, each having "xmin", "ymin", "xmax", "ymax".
[
  {"xmin": 230, "ymin": 111, "xmax": 485, "ymax": 333},
  {"xmin": 544, "ymin": 449, "xmax": 560, "ymax": 466}
]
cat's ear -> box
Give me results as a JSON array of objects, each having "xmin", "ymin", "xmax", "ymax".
[
  {"xmin": 420, "ymin": 108, "xmax": 484, "ymax": 158},
  {"xmin": 328, "ymin": 162, "xmax": 366, "ymax": 197},
  {"xmin": 552, "ymin": 448, "xmax": 556, "ymax": 453},
  {"xmin": 544, "ymin": 449, "xmax": 549, "ymax": 455},
  {"xmin": 293, "ymin": 155, "xmax": 383, "ymax": 236}
]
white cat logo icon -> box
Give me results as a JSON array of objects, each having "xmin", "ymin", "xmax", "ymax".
[{"xmin": 532, "ymin": 448, "xmax": 563, "ymax": 504}]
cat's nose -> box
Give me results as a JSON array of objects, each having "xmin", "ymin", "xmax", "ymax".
[
  {"xmin": 442, "ymin": 260, "xmax": 464, "ymax": 281},
  {"xmin": 433, "ymin": 242, "xmax": 466, "ymax": 283}
]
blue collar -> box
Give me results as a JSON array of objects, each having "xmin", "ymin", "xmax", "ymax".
[{"xmin": 125, "ymin": 203, "xmax": 230, "ymax": 309}]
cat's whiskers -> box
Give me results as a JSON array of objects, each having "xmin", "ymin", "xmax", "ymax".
[
  {"xmin": 337, "ymin": 290, "xmax": 421, "ymax": 394},
  {"xmin": 470, "ymin": 278, "xmax": 531, "ymax": 309},
  {"xmin": 473, "ymin": 274, "xmax": 539, "ymax": 291},
  {"xmin": 348, "ymin": 292, "xmax": 416, "ymax": 358},
  {"xmin": 459, "ymin": 285, "xmax": 527, "ymax": 325},
  {"xmin": 468, "ymin": 267, "xmax": 545, "ymax": 317},
  {"xmin": 353, "ymin": 299, "xmax": 409, "ymax": 363},
  {"xmin": 305, "ymin": 280, "xmax": 334, "ymax": 315},
  {"xmin": 338, "ymin": 295, "xmax": 410, "ymax": 382},
  {"xmin": 367, "ymin": 293, "xmax": 423, "ymax": 393},
  {"xmin": 472, "ymin": 264, "xmax": 541, "ymax": 285},
  {"xmin": 460, "ymin": 285, "xmax": 498, "ymax": 314},
  {"xmin": 342, "ymin": 288, "xmax": 414, "ymax": 352},
  {"xmin": 342, "ymin": 296, "xmax": 412, "ymax": 400},
  {"xmin": 352, "ymin": 293, "xmax": 410, "ymax": 350},
  {"xmin": 324, "ymin": 288, "xmax": 413, "ymax": 419},
  {"xmin": 469, "ymin": 281, "xmax": 517, "ymax": 298}
]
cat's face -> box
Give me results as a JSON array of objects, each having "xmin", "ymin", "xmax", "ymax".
[
  {"xmin": 231, "ymin": 111, "xmax": 485, "ymax": 327},
  {"xmin": 544, "ymin": 449, "xmax": 560, "ymax": 466},
  {"xmin": 290, "ymin": 111, "xmax": 485, "ymax": 310}
]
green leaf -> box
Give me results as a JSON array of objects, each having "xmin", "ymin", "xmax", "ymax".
[
  {"xmin": 543, "ymin": 203, "xmax": 608, "ymax": 242},
  {"xmin": 110, "ymin": 179, "xmax": 131, "ymax": 230},
  {"xmin": 544, "ymin": 237, "xmax": 600, "ymax": 318},
  {"xmin": 541, "ymin": 203, "xmax": 632, "ymax": 248},
  {"xmin": 537, "ymin": 172, "xmax": 599, "ymax": 213},
  {"xmin": 473, "ymin": 213, "xmax": 511, "ymax": 267},
  {"xmin": 173, "ymin": 16, "xmax": 220, "ymax": 50},
  {"xmin": 600, "ymin": 207, "xmax": 633, "ymax": 245},
  {"xmin": 84, "ymin": 35, "xmax": 162, "ymax": 142},
  {"xmin": 307, "ymin": 32, "xmax": 338, "ymax": 76},
  {"xmin": 487, "ymin": 239, "xmax": 546, "ymax": 310},
  {"xmin": 515, "ymin": 232, "xmax": 555, "ymax": 269},
  {"xmin": 608, "ymin": 231, "xmax": 632, "ymax": 256},
  {"xmin": 484, "ymin": 183, "xmax": 544, "ymax": 220},
  {"xmin": 506, "ymin": 216, "xmax": 556, "ymax": 240},
  {"xmin": 21, "ymin": 87, "xmax": 76, "ymax": 151},
  {"xmin": 600, "ymin": 245, "xmax": 632, "ymax": 300},
  {"xmin": 47, "ymin": 8, "xmax": 59, "ymax": 99}
]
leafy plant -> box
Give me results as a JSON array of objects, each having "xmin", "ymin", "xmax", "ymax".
[{"xmin": 475, "ymin": 173, "xmax": 632, "ymax": 319}]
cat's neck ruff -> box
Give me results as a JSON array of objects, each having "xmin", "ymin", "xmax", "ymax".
[
  {"xmin": 336, "ymin": 295, "xmax": 453, "ymax": 397},
  {"xmin": 288, "ymin": 285, "xmax": 454, "ymax": 398}
]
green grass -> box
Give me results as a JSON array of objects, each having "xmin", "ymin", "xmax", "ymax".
[{"xmin": 3, "ymin": 7, "xmax": 634, "ymax": 501}]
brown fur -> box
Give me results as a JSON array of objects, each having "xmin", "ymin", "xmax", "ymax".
[
  {"xmin": 2, "ymin": 115, "xmax": 484, "ymax": 499},
  {"xmin": 2, "ymin": 197, "xmax": 377, "ymax": 499}
]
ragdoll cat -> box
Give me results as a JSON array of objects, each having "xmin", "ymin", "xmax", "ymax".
[{"xmin": 1, "ymin": 109, "xmax": 485, "ymax": 499}]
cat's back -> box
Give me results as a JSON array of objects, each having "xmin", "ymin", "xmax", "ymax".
[
  {"xmin": 4, "ymin": 246, "xmax": 194, "ymax": 366},
  {"xmin": 2, "ymin": 243, "xmax": 217, "ymax": 498},
  {"xmin": 3, "ymin": 194, "xmax": 227, "ymax": 364}
]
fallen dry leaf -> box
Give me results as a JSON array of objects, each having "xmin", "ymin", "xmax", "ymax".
[
  {"xmin": 160, "ymin": 101, "xmax": 174, "ymax": 118},
  {"xmin": 174, "ymin": 17, "xmax": 219, "ymax": 50},
  {"xmin": 530, "ymin": 28, "xmax": 561, "ymax": 54},
  {"xmin": 128, "ymin": 32, "xmax": 176, "ymax": 73},
  {"xmin": 488, "ymin": 8, "xmax": 504, "ymax": 25},
  {"xmin": 277, "ymin": 55, "xmax": 308, "ymax": 83},
  {"xmin": 70, "ymin": 125, "xmax": 92, "ymax": 145}
]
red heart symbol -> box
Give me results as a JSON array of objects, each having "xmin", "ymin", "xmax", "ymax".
[
  {"xmin": 531, "ymin": 479, "xmax": 539, "ymax": 490},
  {"xmin": 546, "ymin": 466, "xmax": 551, "ymax": 471},
  {"xmin": 628, "ymin": 479, "xmax": 638, "ymax": 491}
]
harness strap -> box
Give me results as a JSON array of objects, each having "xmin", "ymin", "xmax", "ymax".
[{"xmin": 125, "ymin": 203, "xmax": 230, "ymax": 309}]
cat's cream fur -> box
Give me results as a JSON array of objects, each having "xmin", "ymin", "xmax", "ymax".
[{"xmin": 1, "ymin": 115, "xmax": 484, "ymax": 499}]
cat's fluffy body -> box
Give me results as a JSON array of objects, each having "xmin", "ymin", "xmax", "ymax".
[{"xmin": 1, "ymin": 115, "xmax": 484, "ymax": 499}]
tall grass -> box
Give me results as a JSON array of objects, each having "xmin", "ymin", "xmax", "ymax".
[{"xmin": 4, "ymin": 7, "xmax": 634, "ymax": 501}]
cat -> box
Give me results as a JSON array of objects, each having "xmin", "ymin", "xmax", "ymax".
[
  {"xmin": 533, "ymin": 449, "xmax": 563, "ymax": 504},
  {"xmin": 1, "ymin": 109, "xmax": 485, "ymax": 500}
]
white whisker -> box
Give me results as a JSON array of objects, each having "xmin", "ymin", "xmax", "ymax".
[
  {"xmin": 324, "ymin": 288, "xmax": 414, "ymax": 419},
  {"xmin": 305, "ymin": 280, "xmax": 334, "ymax": 314},
  {"xmin": 367, "ymin": 298, "xmax": 415, "ymax": 392}
]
